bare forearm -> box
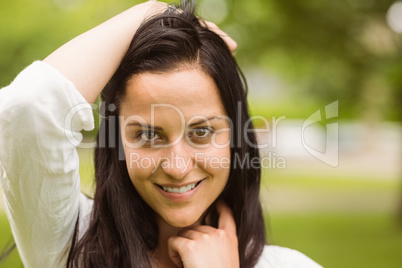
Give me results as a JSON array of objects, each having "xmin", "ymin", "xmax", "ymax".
[{"xmin": 44, "ymin": 1, "xmax": 166, "ymax": 104}]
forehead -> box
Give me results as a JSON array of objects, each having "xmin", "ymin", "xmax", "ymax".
[{"xmin": 120, "ymin": 68, "xmax": 227, "ymax": 120}]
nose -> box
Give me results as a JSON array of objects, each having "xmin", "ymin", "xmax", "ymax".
[{"xmin": 160, "ymin": 140, "xmax": 194, "ymax": 180}]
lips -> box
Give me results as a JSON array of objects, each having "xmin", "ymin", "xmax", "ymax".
[
  {"xmin": 160, "ymin": 181, "xmax": 202, "ymax": 193},
  {"xmin": 157, "ymin": 179, "xmax": 203, "ymax": 193},
  {"xmin": 155, "ymin": 178, "xmax": 205, "ymax": 202}
]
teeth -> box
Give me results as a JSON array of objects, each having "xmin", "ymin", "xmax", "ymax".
[{"xmin": 162, "ymin": 183, "xmax": 198, "ymax": 193}]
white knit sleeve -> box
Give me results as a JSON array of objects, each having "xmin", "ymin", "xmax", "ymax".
[
  {"xmin": 255, "ymin": 245, "xmax": 323, "ymax": 268},
  {"xmin": 0, "ymin": 61, "xmax": 94, "ymax": 267}
]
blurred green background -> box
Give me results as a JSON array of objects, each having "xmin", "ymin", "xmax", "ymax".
[{"xmin": 1, "ymin": 0, "xmax": 402, "ymax": 267}]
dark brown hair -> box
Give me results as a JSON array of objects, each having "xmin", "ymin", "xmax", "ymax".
[{"xmin": 68, "ymin": 1, "xmax": 266, "ymax": 267}]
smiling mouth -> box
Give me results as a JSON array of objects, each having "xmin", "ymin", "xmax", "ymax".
[{"xmin": 157, "ymin": 180, "xmax": 204, "ymax": 194}]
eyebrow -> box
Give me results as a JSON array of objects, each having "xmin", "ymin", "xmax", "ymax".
[
  {"xmin": 188, "ymin": 116, "xmax": 224, "ymax": 127},
  {"xmin": 125, "ymin": 116, "xmax": 225, "ymax": 130},
  {"xmin": 126, "ymin": 122, "xmax": 163, "ymax": 131}
]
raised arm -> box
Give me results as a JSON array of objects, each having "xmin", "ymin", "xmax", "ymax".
[
  {"xmin": 0, "ymin": 2, "xmax": 168, "ymax": 267},
  {"xmin": 44, "ymin": 1, "xmax": 168, "ymax": 104}
]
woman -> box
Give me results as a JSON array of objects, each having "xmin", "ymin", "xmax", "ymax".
[{"xmin": 0, "ymin": 1, "xmax": 322, "ymax": 267}]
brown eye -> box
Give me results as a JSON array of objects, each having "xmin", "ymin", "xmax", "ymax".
[
  {"xmin": 138, "ymin": 131, "xmax": 160, "ymax": 141},
  {"xmin": 189, "ymin": 128, "xmax": 214, "ymax": 139}
]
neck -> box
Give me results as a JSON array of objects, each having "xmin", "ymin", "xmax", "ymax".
[{"xmin": 151, "ymin": 216, "xmax": 203, "ymax": 268}]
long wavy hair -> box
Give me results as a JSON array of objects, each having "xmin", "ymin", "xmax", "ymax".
[{"xmin": 68, "ymin": 1, "xmax": 266, "ymax": 267}]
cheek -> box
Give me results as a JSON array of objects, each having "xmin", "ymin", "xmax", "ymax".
[
  {"xmin": 211, "ymin": 129, "xmax": 231, "ymax": 148},
  {"xmin": 124, "ymin": 149, "xmax": 157, "ymax": 182},
  {"xmin": 195, "ymin": 145, "xmax": 231, "ymax": 177},
  {"xmin": 205, "ymin": 132, "xmax": 231, "ymax": 168}
]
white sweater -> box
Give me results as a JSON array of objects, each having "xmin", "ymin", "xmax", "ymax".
[{"xmin": 0, "ymin": 62, "xmax": 322, "ymax": 268}]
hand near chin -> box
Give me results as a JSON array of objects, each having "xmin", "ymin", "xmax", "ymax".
[{"xmin": 167, "ymin": 201, "xmax": 239, "ymax": 268}]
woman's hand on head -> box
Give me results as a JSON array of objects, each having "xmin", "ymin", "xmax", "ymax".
[
  {"xmin": 202, "ymin": 20, "xmax": 238, "ymax": 55},
  {"xmin": 134, "ymin": 1, "xmax": 169, "ymax": 22},
  {"xmin": 167, "ymin": 201, "xmax": 239, "ymax": 268},
  {"xmin": 44, "ymin": 0, "xmax": 169, "ymax": 104}
]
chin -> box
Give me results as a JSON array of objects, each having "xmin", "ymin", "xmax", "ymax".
[
  {"xmin": 162, "ymin": 209, "xmax": 205, "ymax": 228},
  {"xmin": 165, "ymin": 216, "xmax": 199, "ymax": 228}
]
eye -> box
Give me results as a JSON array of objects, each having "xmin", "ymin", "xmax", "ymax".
[
  {"xmin": 188, "ymin": 127, "xmax": 214, "ymax": 140},
  {"xmin": 137, "ymin": 130, "xmax": 160, "ymax": 142}
]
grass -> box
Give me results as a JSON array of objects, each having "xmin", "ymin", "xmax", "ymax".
[
  {"xmin": 267, "ymin": 212, "xmax": 402, "ymax": 268},
  {"xmin": 260, "ymin": 168, "xmax": 402, "ymax": 267},
  {"xmin": 263, "ymin": 171, "xmax": 401, "ymax": 191},
  {"xmin": 2, "ymin": 212, "xmax": 402, "ymax": 267},
  {"xmin": 0, "ymin": 215, "xmax": 23, "ymax": 267},
  {"xmin": 1, "ymin": 151, "xmax": 401, "ymax": 267}
]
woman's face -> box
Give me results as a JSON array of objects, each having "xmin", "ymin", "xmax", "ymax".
[{"xmin": 119, "ymin": 68, "xmax": 231, "ymax": 228}]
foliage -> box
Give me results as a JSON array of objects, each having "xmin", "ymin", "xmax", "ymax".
[
  {"xmin": 1, "ymin": 0, "xmax": 401, "ymax": 120},
  {"xmin": 220, "ymin": 0, "xmax": 402, "ymax": 120}
]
